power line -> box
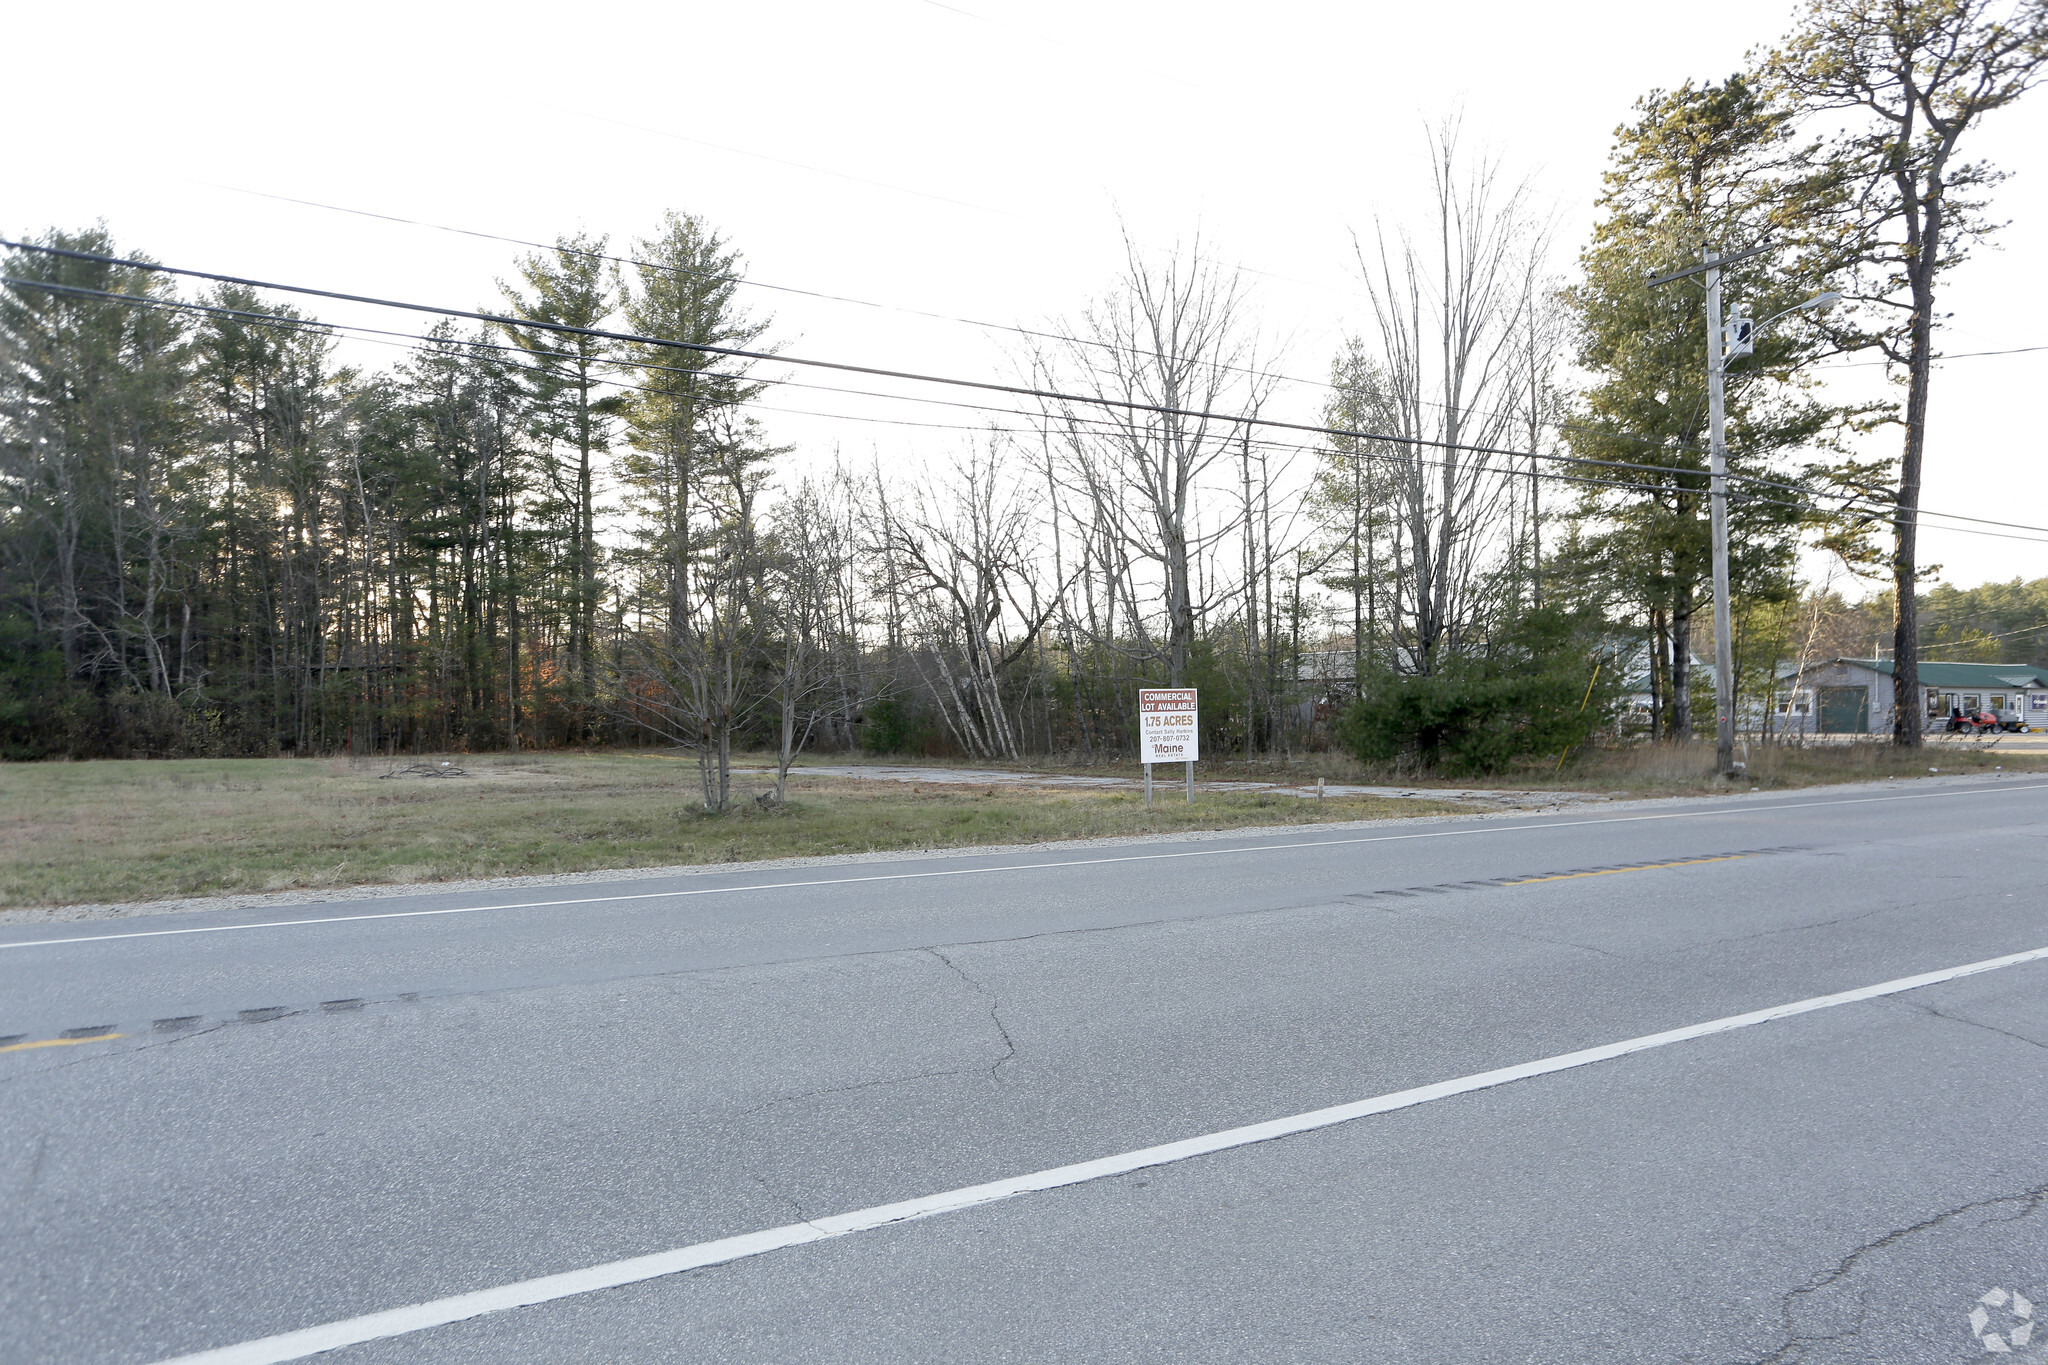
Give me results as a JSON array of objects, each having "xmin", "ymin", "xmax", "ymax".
[
  {"xmin": 0, "ymin": 272, "xmax": 1690, "ymax": 499},
  {"xmin": 8, "ymin": 258, "xmax": 2046, "ymax": 552},
  {"xmin": 0, "ymin": 272, "xmax": 1345, "ymax": 465},
  {"xmin": 203, "ymin": 185, "xmax": 1417, "ymax": 414},
  {"xmin": 13, "ymin": 285, "xmax": 2037, "ymax": 559},
  {"xmin": 11, "ymin": 245, "xmax": 2048, "ymax": 547},
  {"xmin": 0, "ymin": 237, "xmax": 1723, "ymax": 483},
  {"xmin": 204, "ymin": 182, "xmax": 1356, "ymax": 395},
  {"xmin": 3, "ymin": 271, "xmax": 1824, "ymax": 519},
  {"xmin": 0, "ymin": 236, "xmax": 1898, "ymax": 506},
  {"xmin": 1917, "ymin": 619, "xmax": 2048, "ymax": 644},
  {"xmin": 204, "ymin": 181, "xmax": 1912, "ymax": 480},
  {"xmin": 1815, "ymin": 342, "xmax": 2048, "ymax": 369}
]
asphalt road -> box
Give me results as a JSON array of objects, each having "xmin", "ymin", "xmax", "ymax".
[{"xmin": 4, "ymin": 775, "xmax": 2047, "ymax": 1364}]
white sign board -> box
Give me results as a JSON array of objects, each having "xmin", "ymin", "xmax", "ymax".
[{"xmin": 1138, "ymin": 688, "xmax": 1199, "ymax": 764}]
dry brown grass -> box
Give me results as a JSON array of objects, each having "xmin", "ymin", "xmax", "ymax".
[
  {"xmin": 785, "ymin": 737, "xmax": 2048, "ymax": 795},
  {"xmin": 1538, "ymin": 736, "xmax": 2047, "ymax": 794},
  {"xmin": 0, "ymin": 752, "xmax": 1471, "ymax": 910}
]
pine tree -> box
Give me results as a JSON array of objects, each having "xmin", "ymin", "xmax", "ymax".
[
  {"xmin": 1770, "ymin": 0, "xmax": 2048, "ymax": 745},
  {"xmin": 1563, "ymin": 78, "xmax": 1846, "ymax": 741},
  {"xmin": 498, "ymin": 235, "xmax": 621, "ymax": 723}
]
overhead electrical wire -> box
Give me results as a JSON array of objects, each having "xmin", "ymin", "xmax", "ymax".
[
  {"xmin": 0, "ymin": 258, "xmax": 2004, "ymax": 549},
  {"xmin": 205, "ymin": 183, "xmax": 1359, "ymax": 393},
  {"xmin": 7, "ymin": 274, "xmax": 1851, "ymax": 527},
  {"xmin": 3, "ymin": 273, "xmax": 1734, "ymax": 507},
  {"xmin": 8, "ymin": 242, "xmax": 2047, "ymax": 547},
  {"xmin": 19, "ymin": 281, "xmax": 2045, "ymax": 554},
  {"xmin": 213, "ymin": 182, "xmax": 2025, "ymax": 486},
  {"xmin": 224, "ymin": 185, "xmax": 2048, "ymax": 543},
  {"xmin": 204, "ymin": 185, "xmax": 1542, "ymax": 429},
  {"xmin": 206, "ymin": 183, "xmax": 1645, "ymax": 452},
  {"xmin": 0, "ymin": 237, "xmax": 1891, "ymax": 509},
  {"xmin": 1815, "ymin": 342, "xmax": 2048, "ymax": 368},
  {"xmin": 0, "ymin": 237, "xmax": 1751, "ymax": 485},
  {"xmin": 1915, "ymin": 619, "xmax": 2048, "ymax": 645},
  {"xmin": 0, "ymin": 271, "xmax": 1348, "ymax": 465},
  {"xmin": 6, "ymin": 255, "xmax": 2039, "ymax": 549}
]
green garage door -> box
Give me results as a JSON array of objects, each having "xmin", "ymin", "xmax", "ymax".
[{"xmin": 1817, "ymin": 685, "xmax": 1869, "ymax": 734}]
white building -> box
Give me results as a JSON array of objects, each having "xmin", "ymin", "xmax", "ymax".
[{"xmin": 1773, "ymin": 658, "xmax": 2048, "ymax": 734}]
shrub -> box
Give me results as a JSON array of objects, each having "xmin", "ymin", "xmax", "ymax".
[
  {"xmin": 1335, "ymin": 610, "xmax": 1622, "ymax": 777},
  {"xmin": 858, "ymin": 696, "xmax": 937, "ymax": 755}
]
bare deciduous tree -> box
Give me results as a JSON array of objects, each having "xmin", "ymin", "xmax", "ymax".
[
  {"xmin": 764, "ymin": 474, "xmax": 861, "ymax": 803},
  {"xmin": 1042, "ymin": 238, "xmax": 1267, "ymax": 687},
  {"xmin": 876, "ymin": 440, "xmax": 1058, "ymax": 760},
  {"xmin": 1351, "ymin": 125, "xmax": 1534, "ymax": 675}
]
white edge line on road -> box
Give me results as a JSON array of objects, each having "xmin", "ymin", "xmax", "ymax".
[
  {"xmin": 152, "ymin": 941, "xmax": 2048, "ymax": 1365},
  {"xmin": 11, "ymin": 779, "xmax": 2048, "ymax": 952}
]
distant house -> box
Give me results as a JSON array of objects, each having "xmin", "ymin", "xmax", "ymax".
[
  {"xmin": 1775, "ymin": 658, "xmax": 2048, "ymax": 735},
  {"xmin": 1617, "ymin": 647, "xmax": 1713, "ymax": 733},
  {"xmin": 1294, "ymin": 647, "xmax": 1424, "ymax": 689}
]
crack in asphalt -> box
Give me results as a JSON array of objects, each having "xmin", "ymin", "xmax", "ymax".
[
  {"xmin": 926, "ymin": 947, "xmax": 1018, "ymax": 1083},
  {"xmin": 746, "ymin": 1170, "xmax": 829, "ymax": 1236},
  {"xmin": 1896, "ymin": 998, "xmax": 2048, "ymax": 1054},
  {"xmin": 723, "ymin": 949, "xmax": 1036, "ymax": 1121},
  {"xmin": 1683, "ymin": 905, "xmax": 1890, "ymax": 953},
  {"xmin": 1413, "ymin": 914, "xmax": 1635, "ymax": 962},
  {"xmin": 734, "ymin": 1066, "xmax": 980, "ymax": 1121},
  {"xmin": 1737, "ymin": 1179, "xmax": 2048, "ymax": 1364}
]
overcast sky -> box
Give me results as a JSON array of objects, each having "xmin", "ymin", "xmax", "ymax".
[{"xmin": 6, "ymin": 0, "xmax": 2044, "ymax": 591}]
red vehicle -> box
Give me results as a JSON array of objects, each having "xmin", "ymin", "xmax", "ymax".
[{"xmin": 1945, "ymin": 709, "xmax": 2001, "ymax": 734}]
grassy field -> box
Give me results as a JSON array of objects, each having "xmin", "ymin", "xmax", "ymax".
[
  {"xmin": 0, "ymin": 753, "xmax": 1472, "ymax": 909},
  {"xmin": 9, "ymin": 739, "xmax": 2035, "ymax": 910}
]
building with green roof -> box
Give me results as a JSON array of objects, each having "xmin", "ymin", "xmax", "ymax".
[{"xmin": 1777, "ymin": 658, "xmax": 2048, "ymax": 735}]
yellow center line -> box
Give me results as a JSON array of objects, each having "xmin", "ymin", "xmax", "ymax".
[
  {"xmin": 0, "ymin": 1033, "xmax": 124, "ymax": 1053},
  {"xmin": 1504, "ymin": 853, "xmax": 1752, "ymax": 885}
]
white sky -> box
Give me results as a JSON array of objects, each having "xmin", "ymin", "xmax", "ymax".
[{"xmin": 5, "ymin": 0, "xmax": 2044, "ymax": 592}]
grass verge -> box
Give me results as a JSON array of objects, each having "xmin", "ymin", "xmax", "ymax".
[
  {"xmin": 0, "ymin": 753, "xmax": 1472, "ymax": 909},
  {"xmin": 1555, "ymin": 737, "xmax": 2048, "ymax": 791}
]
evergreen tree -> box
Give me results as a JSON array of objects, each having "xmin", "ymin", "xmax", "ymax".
[
  {"xmin": 617, "ymin": 211, "xmax": 770, "ymax": 645},
  {"xmin": 498, "ymin": 235, "xmax": 621, "ymax": 720},
  {"xmin": 1562, "ymin": 78, "xmax": 1846, "ymax": 741},
  {"xmin": 1770, "ymin": 0, "xmax": 2048, "ymax": 745},
  {"xmin": 1, "ymin": 227, "xmax": 196, "ymax": 702}
]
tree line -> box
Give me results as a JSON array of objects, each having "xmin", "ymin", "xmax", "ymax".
[{"xmin": 5, "ymin": 0, "xmax": 2045, "ymax": 789}]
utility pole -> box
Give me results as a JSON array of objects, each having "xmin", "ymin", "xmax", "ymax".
[
  {"xmin": 1704, "ymin": 253, "xmax": 1739, "ymax": 778},
  {"xmin": 1526, "ymin": 286, "xmax": 1544, "ymax": 613},
  {"xmin": 1648, "ymin": 241, "xmax": 1777, "ymax": 778},
  {"xmin": 1635, "ymin": 250, "xmax": 1835, "ymax": 773}
]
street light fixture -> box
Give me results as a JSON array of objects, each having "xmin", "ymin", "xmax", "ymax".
[{"xmin": 1745, "ymin": 292, "xmax": 1842, "ymax": 343}]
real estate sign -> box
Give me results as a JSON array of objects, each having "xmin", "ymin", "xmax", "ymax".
[{"xmin": 1138, "ymin": 688, "xmax": 1199, "ymax": 764}]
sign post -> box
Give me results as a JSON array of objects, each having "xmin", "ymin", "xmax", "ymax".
[{"xmin": 1138, "ymin": 688, "xmax": 1199, "ymax": 805}]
